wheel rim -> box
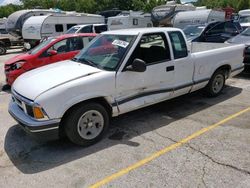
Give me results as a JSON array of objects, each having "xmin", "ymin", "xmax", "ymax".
[
  {"xmin": 77, "ymin": 110, "xmax": 104, "ymax": 140},
  {"xmin": 0, "ymin": 47, "xmax": 4, "ymax": 54},
  {"xmin": 212, "ymin": 74, "xmax": 224, "ymax": 94}
]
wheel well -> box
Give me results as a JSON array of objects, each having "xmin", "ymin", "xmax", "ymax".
[
  {"xmin": 59, "ymin": 97, "xmax": 112, "ymax": 138},
  {"xmin": 215, "ymin": 65, "xmax": 231, "ymax": 79}
]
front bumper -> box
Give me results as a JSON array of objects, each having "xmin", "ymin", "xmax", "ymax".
[{"xmin": 8, "ymin": 99, "xmax": 60, "ymax": 140}]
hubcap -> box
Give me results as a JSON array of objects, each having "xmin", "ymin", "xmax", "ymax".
[
  {"xmin": 212, "ymin": 74, "xmax": 224, "ymax": 93},
  {"xmin": 77, "ymin": 110, "xmax": 104, "ymax": 140}
]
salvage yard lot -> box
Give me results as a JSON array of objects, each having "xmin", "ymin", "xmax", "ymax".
[{"xmin": 0, "ymin": 49, "xmax": 250, "ymax": 187}]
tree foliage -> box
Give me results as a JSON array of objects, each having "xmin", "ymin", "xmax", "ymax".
[{"xmin": 0, "ymin": 0, "xmax": 250, "ymax": 18}]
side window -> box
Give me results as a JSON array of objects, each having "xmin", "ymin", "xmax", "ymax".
[
  {"xmin": 49, "ymin": 39, "xmax": 67, "ymax": 53},
  {"xmin": 94, "ymin": 25, "xmax": 108, "ymax": 33},
  {"xmin": 79, "ymin": 25, "xmax": 93, "ymax": 33},
  {"xmin": 168, "ymin": 31, "xmax": 188, "ymax": 59},
  {"xmin": 224, "ymin": 22, "xmax": 237, "ymax": 34},
  {"xmin": 129, "ymin": 33, "xmax": 171, "ymax": 65},
  {"xmin": 55, "ymin": 24, "xmax": 63, "ymax": 32},
  {"xmin": 68, "ymin": 37, "xmax": 84, "ymax": 51},
  {"xmin": 207, "ymin": 23, "xmax": 225, "ymax": 35}
]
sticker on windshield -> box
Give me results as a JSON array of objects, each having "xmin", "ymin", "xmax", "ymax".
[{"xmin": 112, "ymin": 40, "xmax": 129, "ymax": 48}]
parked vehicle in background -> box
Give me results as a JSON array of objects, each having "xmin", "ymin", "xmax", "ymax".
[
  {"xmin": 107, "ymin": 11, "xmax": 152, "ymax": 30},
  {"xmin": 192, "ymin": 20, "xmax": 242, "ymax": 43},
  {"xmin": 172, "ymin": 9, "xmax": 225, "ymax": 29},
  {"xmin": 66, "ymin": 24, "xmax": 108, "ymax": 34},
  {"xmin": 4, "ymin": 33, "xmax": 97, "ymax": 85},
  {"xmin": 6, "ymin": 9, "xmax": 73, "ymax": 39},
  {"xmin": 0, "ymin": 37, "xmax": 11, "ymax": 55},
  {"xmin": 22, "ymin": 14, "xmax": 104, "ymax": 50},
  {"xmin": 238, "ymin": 9, "xmax": 250, "ymax": 30},
  {"xmin": 226, "ymin": 27, "xmax": 250, "ymax": 68},
  {"xmin": 8, "ymin": 28, "xmax": 245, "ymax": 146},
  {"xmin": 183, "ymin": 25, "xmax": 205, "ymax": 41}
]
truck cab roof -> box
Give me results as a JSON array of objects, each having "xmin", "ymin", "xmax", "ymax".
[{"xmin": 102, "ymin": 27, "xmax": 182, "ymax": 35}]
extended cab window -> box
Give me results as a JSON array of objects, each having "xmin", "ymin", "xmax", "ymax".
[
  {"xmin": 168, "ymin": 31, "xmax": 188, "ymax": 59},
  {"xmin": 129, "ymin": 33, "xmax": 171, "ymax": 65}
]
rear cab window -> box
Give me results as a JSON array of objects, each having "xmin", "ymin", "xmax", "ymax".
[{"xmin": 168, "ymin": 31, "xmax": 188, "ymax": 59}]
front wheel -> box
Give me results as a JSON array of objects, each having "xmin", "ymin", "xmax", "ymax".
[
  {"xmin": 204, "ymin": 70, "xmax": 225, "ymax": 97},
  {"xmin": 64, "ymin": 102, "xmax": 109, "ymax": 146}
]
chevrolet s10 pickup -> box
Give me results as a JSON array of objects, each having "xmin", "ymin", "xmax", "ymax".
[{"xmin": 9, "ymin": 28, "xmax": 245, "ymax": 146}]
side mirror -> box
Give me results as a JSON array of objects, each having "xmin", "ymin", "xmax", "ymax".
[
  {"xmin": 48, "ymin": 50, "xmax": 57, "ymax": 56},
  {"xmin": 126, "ymin": 58, "xmax": 146, "ymax": 72}
]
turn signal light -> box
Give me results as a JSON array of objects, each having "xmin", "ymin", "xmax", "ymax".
[{"xmin": 33, "ymin": 107, "xmax": 45, "ymax": 119}]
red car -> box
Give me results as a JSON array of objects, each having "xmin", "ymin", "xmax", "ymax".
[{"xmin": 4, "ymin": 33, "xmax": 97, "ymax": 85}]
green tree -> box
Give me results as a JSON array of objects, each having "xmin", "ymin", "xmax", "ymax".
[{"xmin": 237, "ymin": 0, "xmax": 250, "ymax": 11}]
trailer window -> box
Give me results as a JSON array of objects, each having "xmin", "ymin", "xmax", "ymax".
[
  {"xmin": 55, "ymin": 24, "xmax": 63, "ymax": 32},
  {"xmin": 133, "ymin": 19, "xmax": 138, "ymax": 25},
  {"xmin": 168, "ymin": 31, "xmax": 188, "ymax": 59}
]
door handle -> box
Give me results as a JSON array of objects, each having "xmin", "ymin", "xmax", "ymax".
[{"xmin": 166, "ymin": 66, "xmax": 174, "ymax": 72}]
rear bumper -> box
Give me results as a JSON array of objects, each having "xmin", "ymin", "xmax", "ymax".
[
  {"xmin": 230, "ymin": 66, "xmax": 245, "ymax": 77},
  {"xmin": 8, "ymin": 99, "xmax": 60, "ymax": 141}
]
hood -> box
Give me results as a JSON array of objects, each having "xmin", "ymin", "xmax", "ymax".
[
  {"xmin": 5, "ymin": 52, "xmax": 31, "ymax": 65},
  {"xmin": 13, "ymin": 60, "xmax": 101, "ymax": 100},
  {"xmin": 227, "ymin": 34, "xmax": 250, "ymax": 45}
]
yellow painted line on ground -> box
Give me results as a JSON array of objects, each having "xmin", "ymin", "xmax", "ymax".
[{"xmin": 90, "ymin": 107, "xmax": 250, "ymax": 188}]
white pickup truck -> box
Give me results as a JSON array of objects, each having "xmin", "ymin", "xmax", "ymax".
[{"xmin": 9, "ymin": 28, "xmax": 245, "ymax": 146}]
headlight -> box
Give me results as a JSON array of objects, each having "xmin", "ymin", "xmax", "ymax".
[{"xmin": 11, "ymin": 61, "xmax": 26, "ymax": 70}]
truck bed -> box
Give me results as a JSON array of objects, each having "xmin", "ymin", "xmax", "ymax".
[{"xmin": 190, "ymin": 42, "xmax": 236, "ymax": 53}]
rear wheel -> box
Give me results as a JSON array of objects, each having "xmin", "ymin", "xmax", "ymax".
[
  {"xmin": 64, "ymin": 102, "xmax": 109, "ymax": 146},
  {"xmin": 204, "ymin": 70, "xmax": 225, "ymax": 97},
  {"xmin": 0, "ymin": 46, "xmax": 6, "ymax": 55}
]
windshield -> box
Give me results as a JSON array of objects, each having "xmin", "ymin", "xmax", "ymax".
[
  {"xmin": 241, "ymin": 27, "xmax": 250, "ymax": 36},
  {"xmin": 183, "ymin": 25, "xmax": 204, "ymax": 39},
  {"xmin": 73, "ymin": 34, "xmax": 135, "ymax": 71},
  {"xmin": 66, "ymin": 27, "xmax": 80, "ymax": 34},
  {"xmin": 29, "ymin": 38, "xmax": 55, "ymax": 55},
  {"xmin": 239, "ymin": 16, "xmax": 250, "ymax": 24}
]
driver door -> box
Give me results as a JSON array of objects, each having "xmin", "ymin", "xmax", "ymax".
[{"xmin": 115, "ymin": 33, "xmax": 175, "ymax": 114}]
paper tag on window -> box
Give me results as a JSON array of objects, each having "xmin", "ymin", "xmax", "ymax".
[{"xmin": 112, "ymin": 40, "xmax": 129, "ymax": 48}]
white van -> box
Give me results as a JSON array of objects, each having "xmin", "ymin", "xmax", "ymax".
[{"xmin": 66, "ymin": 24, "xmax": 108, "ymax": 34}]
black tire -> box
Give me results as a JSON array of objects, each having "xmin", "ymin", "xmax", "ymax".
[
  {"xmin": 64, "ymin": 102, "xmax": 109, "ymax": 146},
  {"xmin": 204, "ymin": 70, "xmax": 226, "ymax": 97},
  {"xmin": 0, "ymin": 46, "xmax": 6, "ymax": 55}
]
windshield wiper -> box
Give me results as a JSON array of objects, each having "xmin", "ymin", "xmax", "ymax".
[{"xmin": 73, "ymin": 57, "xmax": 101, "ymax": 69}]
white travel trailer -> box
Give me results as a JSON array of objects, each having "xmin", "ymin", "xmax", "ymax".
[
  {"xmin": 22, "ymin": 14, "xmax": 104, "ymax": 49},
  {"xmin": 172, "ymin": 9, "xmax": 225, "ymax": 29},
  {"xmin": 107, "ymin": 11, "xmax": 153, "ymax": 30},
  {"xmin": 6, "ymin": 9, "xmax": 66, "ymax": 38}
]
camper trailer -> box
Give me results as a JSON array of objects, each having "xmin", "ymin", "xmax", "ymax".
[
  {"xmin": 172, "ymin": 9, "xmax": 225, "ymax": 29},
  {"xmin": 6, "ymin": 9, "xmax": 66, "ymax": 38},
  {"xmin": 107, "ymin": 11, "xmax": 152, "ymax": 30},
  {"xmin": 151, "ymin": 1, "xmax": 196, "ymax": 26},
  {"xmin": 22, "ymin": 14, "xmax": 104, "ymax": 49}
]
